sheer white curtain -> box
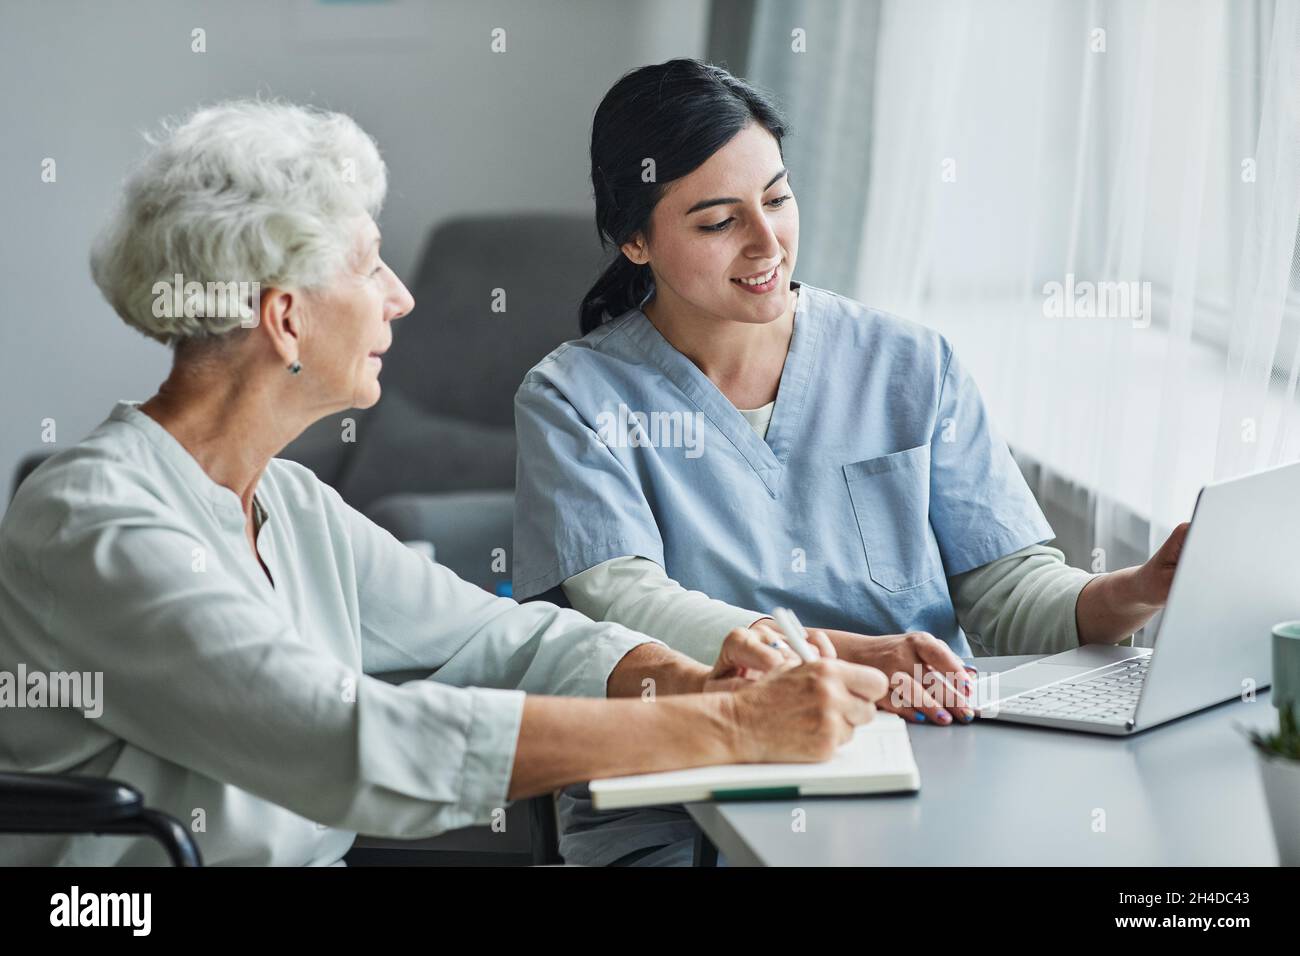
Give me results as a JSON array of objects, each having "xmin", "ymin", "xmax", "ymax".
[
  {"xmin": 749, "ymin": 0, "xmax": 1300, "ymax": 636},
  {"xmin": 745, "ymin": 0, "xmax": 881, "ymax": 293}
]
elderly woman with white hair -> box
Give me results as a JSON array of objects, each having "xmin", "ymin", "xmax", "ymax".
[{"xmin": 0, "ymin": 101, "xmax": 889, "ymax": 866}]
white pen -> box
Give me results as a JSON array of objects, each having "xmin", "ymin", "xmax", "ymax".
[{"xmin": 770, "ymin": 607, "xmax": 819, "ymax": 663}]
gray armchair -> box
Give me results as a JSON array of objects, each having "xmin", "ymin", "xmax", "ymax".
[{"xmin": 282, "ymin": 212, "xmax": 606, "ymax": 589}]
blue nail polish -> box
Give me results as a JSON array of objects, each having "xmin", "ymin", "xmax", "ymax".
[
  {"xmin": 914, "ymin": 712, "xmax": 926, "ymax": 723},
  {"xmin": 961, "ymin": 713, "xmax": 974, "ymax": 723},
  {"xmin": 937, "ymin": 709, "xmax": 951, "ymax": 723}
]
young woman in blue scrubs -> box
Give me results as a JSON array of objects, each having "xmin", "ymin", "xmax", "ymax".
[{"xmin": 512, "ymin": 59, "xmax": 1188, "ymax": 865}]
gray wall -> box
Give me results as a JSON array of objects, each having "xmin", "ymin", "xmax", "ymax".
[{"xmin": 0, "ymin": 0, "xmax": 708, "ymax": 508}]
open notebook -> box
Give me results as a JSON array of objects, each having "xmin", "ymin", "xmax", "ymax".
[{"xmin": 590, "ymin": 713, "xmax": 920, "ymax": 810}]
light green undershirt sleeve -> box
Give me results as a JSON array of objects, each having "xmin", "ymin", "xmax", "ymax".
[
  {"xmin": 564, "ymin": 556, "xmax": 768, "ymax": 666},
  {"xmin": 949, "ymin": 544, "xmax": 1095, "ymax": 657}
]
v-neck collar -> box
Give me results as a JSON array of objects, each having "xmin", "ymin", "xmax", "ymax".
[{"xmin": 622, "ymin": 282, "xmax": 822, "ymax": 498}]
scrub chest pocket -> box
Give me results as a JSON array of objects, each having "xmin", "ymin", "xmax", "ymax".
[{"xmin": 843, "ymin": 444, "xmax": 944, "ymax": 592}]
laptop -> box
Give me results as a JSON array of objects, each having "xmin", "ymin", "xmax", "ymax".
[{"xmin": 971, "ymin": 460, "xmax": 1300, "ymax": 735}]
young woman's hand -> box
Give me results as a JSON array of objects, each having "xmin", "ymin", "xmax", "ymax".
[
  {"xmin": 1131, "ymin": 521, "xmax": 1190, "ymax": 607},
  {"xmin": 822, "ymin": 629, "xmax": 976, "ymax": 725},
  {"xmin": 724, "ymin": 656, "xmax": 889, "ymax": 762},
  {"xmin": 1077, "ymin": 520, "xmax": 1190, "ymax": 644}
]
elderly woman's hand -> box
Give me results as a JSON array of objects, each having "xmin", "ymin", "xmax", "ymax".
[
  {"xmin": 702, "ymin": 622, "xmax": 836, "ymax": 693},
  {"xmin": 724, "ymin": 656, "xmax": 889, "ymax": 763},
  {"xmin": 703, "ymin": 625, "xmax": 888, "ymax": 763}
]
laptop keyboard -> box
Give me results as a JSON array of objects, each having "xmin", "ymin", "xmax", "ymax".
[{"xmin": 989, "ymin": 655, "xmax": 1150, "ymax": 724}]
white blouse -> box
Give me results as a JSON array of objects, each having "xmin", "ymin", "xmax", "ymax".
[{"xmin": 0, "ymin": 401, "xmax": 655, "ymax": 865}]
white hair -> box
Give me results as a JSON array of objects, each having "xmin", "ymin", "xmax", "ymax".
[{"xmin": 90, "ymin": 99, "xmax": 387, "ymax": 346}]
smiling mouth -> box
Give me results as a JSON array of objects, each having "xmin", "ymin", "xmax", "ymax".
[
  {"xmin": 731, "ymin": 263, "xmax": 780, "ymax": 291},
  {"xmin": 733, "ymin": 264, "xmax": 780, "ymax": 286}
]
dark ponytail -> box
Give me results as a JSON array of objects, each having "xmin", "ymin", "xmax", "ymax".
[{"xmin": 579, "ymin": 59, "xmax": 789, "ymax": 335}]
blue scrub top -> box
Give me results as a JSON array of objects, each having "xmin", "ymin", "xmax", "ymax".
[{"xmin": 512, "ymin": 282, "xmax": 1054, "ymax": 656}]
